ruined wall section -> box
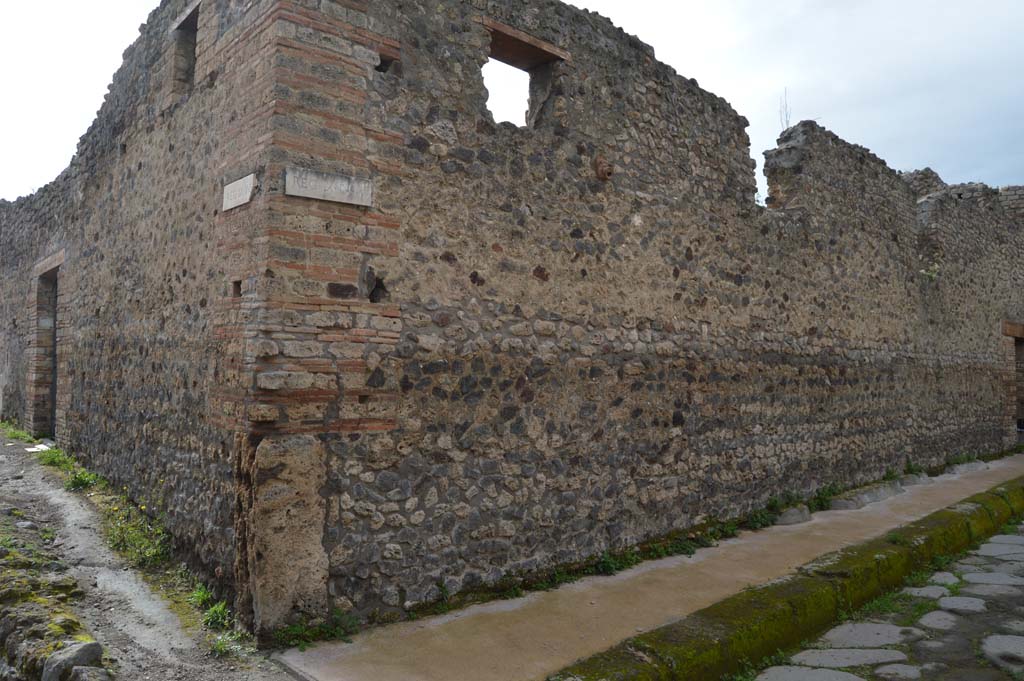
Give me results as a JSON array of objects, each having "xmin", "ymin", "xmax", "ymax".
[
  {"xmin": 263, "ymin": 1, "xmax": 1024, "ymax": 622},
  {"xmin": 912, "ymin": 182, "xmax": 1024, "ymax": 450},
  {"xmin": 238, "ymin": 0, "xmax": 772, "ymax": 623},
  {"xmin": 5, "ymin": 0, "xmax": 1023, "ymax": 633},
  {"xmin": 1001, "ymin": 186, "xmax": 1024, "ymax": 221},
  {"xmin": 0, "ymin": 0, "xmax": 282, "ymax": 586}
]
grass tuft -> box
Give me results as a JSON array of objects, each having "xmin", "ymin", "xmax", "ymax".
[
  {"xmin": 210, "ymin": 630, "xmax": 246, "ymax": 657},
  {"xmin": 65, "ymin": 467, "xmax": 101, "ymax": 491},
  {"xmin": 102, "ymin": 500, "xmax": 171, "ymax": 569},
  {"xmin": 722, "ymin": 651, "xmax": 790, "ymax": 681},
  {"xmin": 886, "ymin": 532, "xmax": 910, "ymax": 547},
  {"xmin": 0, "ymin": 420, "xmax": 38, "ymax": 443},
  {"xmin": 188, "ymin": 584, "xmax": 216, "ymax": 610},
  {"xmin": 808, "ymin": 483, "xmax": 841, "ymax": 512},
  {"xmin": 202, "ymin": 601, "xmax": 232, "ymax": 631},
  {"xmin": 37, "ymin": 448, "xmax": 75, "ymax": 472},
  {"xmin": 273, "ymin": 609, "xmax": 360, "ymax": 650}
]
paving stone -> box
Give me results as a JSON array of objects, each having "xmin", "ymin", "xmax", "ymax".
[
  {"xmin": 1000, "ymin": 619, "xmax": 1024, "ymax": 634},
  {"xmin": 820, "ymin": 623, "xmax": 925, "ymax": 648},
  {"xmin": 929, "ymin": 572, "xmax": 959, "ymax": 586},
  {"xmin": 756, "ymin": 667, "xmax": 865, "ymax": 681},
  {"xmin": 902, "ymin": 585, "xmax": 948, "ymax": 599},
  {"xmin": 951, "ymin": 559, "xmax": 995, "ymax": 571},
  {"xmin": 987, "ymin": 561, "xmax": 1024, "ymax": 576},
  {"xmin": 777, "ymin": 505, "xmax": 812, "ymax": 526},
  {"xmin": 976, "ymin": 543, "xmax": 1024, "ymax": 557},
  {"xmin": 874, "ymin": 664, "xmax": 921, "ymax": 680},
  {"xmin": 963, "ymin": 572, "xmax": 1024, "ymax": 586},
  {"xmin": 962, "ymin": 584, "xmax": 1024, "ymax": 597},
  {"xmin": 790, "ymin": 648, "xmax": 906, "ymax": 668},
  {"xmin": 937, "ymin": 596, "xmax": 986, "ymax": 614},
  {"xmin": 990, "ymin": 535, "xmax": 1024, "ymax": 546},
  {"xmin": 981, "ymin": 634, "xmax": 1024, "ymax": 672},
  {"xmin": 917, "ymin": 610, "xmax": 959, "ymax": 630},
  {"xmin": 912, "ymin": 633, "xmax": 976, "ymax": 664},
  {"xmin": 957, "ymin": 555, "xmax": 993, "ymax": 565}
]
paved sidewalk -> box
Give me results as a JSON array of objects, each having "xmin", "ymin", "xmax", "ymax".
[
  {"xmin": 760, "ymin": 525, "xmax": 1024, "ymax": 680},
  {"xmin": 277, "ymin": 456, "xmax": 1024, "ymax": 681}
]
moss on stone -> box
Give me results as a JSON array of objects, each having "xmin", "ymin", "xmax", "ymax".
[
  {"xmin": 552, "ymin": 475, "xmax": 1024, "ymax": 681},
  {"xmin": 0, "ymin": 516, "xmax": 102, "ymax": 679}
]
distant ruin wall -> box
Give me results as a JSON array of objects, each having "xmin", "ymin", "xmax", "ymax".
[
  {"xmin": 1003, "ymin": 185, "xmax": 1024, "ymax": 218},
  {"xmin": 2, "ymin": 0, "xmax": 1023, "ymax": 632}
]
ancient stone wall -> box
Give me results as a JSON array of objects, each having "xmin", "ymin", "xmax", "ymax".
[
  {"xmin": 243, "ymin": 0, "xmax": 1024, "ymax": 624},
  {"xmin": 2, "ymin": 0, "xmax": 1023, "ymax": 634},
  {"xmin": 1002, "ymin": 186, "xmax": 1024, "ymax": 219},
  {"xmin": 0, "ymin": 0, "xmax": 282, "ymax": 588}
]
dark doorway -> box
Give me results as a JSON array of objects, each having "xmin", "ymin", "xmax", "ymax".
[
  {"xmin": 30, "ymin": 268, "xmax": 59, "ymax": 438},
  {"xmin": 1016, "ymin": 338, "xmax": 1024, "ymax": 443}
]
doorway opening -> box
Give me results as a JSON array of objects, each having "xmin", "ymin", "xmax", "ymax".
[
  {"xmin": 1016, "ymin": 338, "xmax": 1024, "ymax": 443},
  {"xmin": 29, "ymin": 267, "xmax": 59, "ymax": 439}
]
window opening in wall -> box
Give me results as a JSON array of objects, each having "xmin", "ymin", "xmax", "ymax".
[
  {"xmin": 232, "ymin": 280, "xmax": 243, "ymax": 298},
  {"xmin": 172, "ymin": 5, "xmax": 200, "ymax": 92},
  {"xmin": 479, "ymin": 17, "xmax": 570, "ymax": 129},
  {"xmin": 482, "ymin": 60, "xmax": 531, "ymax": 126}
]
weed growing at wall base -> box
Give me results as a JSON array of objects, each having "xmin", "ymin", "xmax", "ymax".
[
  {"xmin": 202, "ymin": 601, "xmax": 232, "ymax": 630},
  {"xmin": 723, "ymin": 651, "xmax": 790, "ymax": 681},
  {"xmin": 37, "ymin": 448, "xmax": 74, "ymax": 472},
  {"xmin": 65, "ymin": 467, "xmax": 102, "ymax": 491},
  {"xmin": 0, "ymin": 420, "xmax": 37, "ymax": 443},
  {"xmin": 273, "ymin": 609, "xmax": 360, "ymax": 650},
  {"xmin": 102, "ymin": 498, "xmax": 172, "ymax": 569},
  {"xmin": 187, "ymin": 584, "xmax": 216, "ymax": 610}
]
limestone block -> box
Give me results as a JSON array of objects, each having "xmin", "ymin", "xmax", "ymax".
[
  {"xmin": 249, "ymin": 434, "xmax": 329, "ymax": 632},
  {"xmin": 222, "ymin": 173, "xmax": 256, "ymax": 212},
  {"xmin": 42, "ymin": 642, "xmax": 103, "ymax": 681},
  {"xmin": 285, "ymin": 167, "xmax": 373, "ymax": 207}
]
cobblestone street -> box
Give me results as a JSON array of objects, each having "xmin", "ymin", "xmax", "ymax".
[{"xmin": 760, "ymin": 526, "xmax": 1024, "ymax": 680}]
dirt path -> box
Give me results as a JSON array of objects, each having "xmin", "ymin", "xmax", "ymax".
[{"xmin": 0, "ymin": 436, "xmax": 295, "ymax": 681}]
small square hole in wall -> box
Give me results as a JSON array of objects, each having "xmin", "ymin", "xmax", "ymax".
[
  {"xmin": 376, "ymin": 52, "xmax": 403, "ymax": 75},
  {"xmin": 232, "ymin": 280, "xmax": 242, "ymax": 298}
]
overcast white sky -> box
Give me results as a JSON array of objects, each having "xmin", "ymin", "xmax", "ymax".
[{"xmin": 1, "ymin": 1, "xmax": 1022, "ymax": 201}]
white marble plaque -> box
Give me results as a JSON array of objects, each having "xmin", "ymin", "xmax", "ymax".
[
  {"xmin": 222, "ymin": 174, "xmax": 256, "ymax": 212},
  {"xmin": 285, "ymin": 167, "xmax": 374, "ymax": 207}
]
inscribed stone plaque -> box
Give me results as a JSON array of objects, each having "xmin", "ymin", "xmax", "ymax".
[
  {"xmin": 222, "ymin": 174, "xmax": 256, "ymax": 212},
  {"xmin": 285, "ymin": 167, "xmax": 374, "ymax": 207}
]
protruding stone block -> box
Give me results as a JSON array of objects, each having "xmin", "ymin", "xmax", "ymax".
[
  {"xmin": 285, "ymin": 167, "xmax": 373, "ymax": 207},
  {"xmin": 222, "ymin": 173, "xmax": 256, "ymax": 212}
]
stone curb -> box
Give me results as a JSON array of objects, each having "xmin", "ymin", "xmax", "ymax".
[{"xmin": 549, "ymin": 476, "xmax": 1024, "ymax": 681}]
